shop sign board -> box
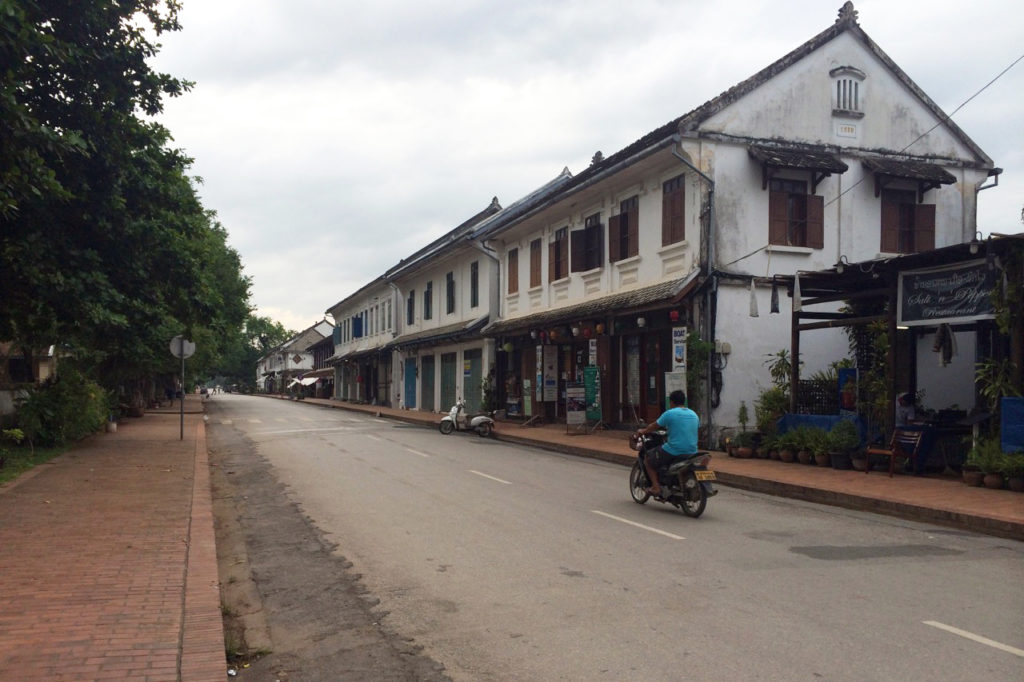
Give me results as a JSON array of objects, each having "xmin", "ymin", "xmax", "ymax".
[{"xmin": 897, "ymin": 259, "xmax": 995, "ymax": 327}]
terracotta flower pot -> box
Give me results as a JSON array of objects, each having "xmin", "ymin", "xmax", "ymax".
[
  {"xmin": 779, "ymin": 448, "xmax": 795, "ymax": 463},
  {"xmin": 814, "ymin": 452, "xmax": 831, "ymax": 467},
  {"xmin": 982, "ymin": 473, "xmax": 1004, "ymax": 490},
  {"xmin": 962, "ymin": 469, "xmax": 984, "ymax": 487},
  {"xmin": 736, "ymin": 446, "xmax": 754, "ymax": 458},
  {"xmin": 797, "ymin": 449, "xmax": 813, "ymax": 465}
]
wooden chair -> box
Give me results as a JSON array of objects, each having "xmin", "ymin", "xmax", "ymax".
[{"xmin": 865, "ymin": 428, "xmax": 923, "ymax": 477}]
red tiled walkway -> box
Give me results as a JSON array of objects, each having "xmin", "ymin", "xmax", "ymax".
[{"xmin": 0, "ymin": 398, "xmax": 224, "ymax": 681}]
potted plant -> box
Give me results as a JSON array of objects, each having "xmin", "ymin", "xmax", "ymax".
[
  {"xmin": 733, "ymin": 430, "xmax": 756, "ymax": 458},
  {"xmin": 777, "ymin": 430, "xmax": 797, "ymax": 463},
  {"xmin": 827, "ymin": 419, "xmax": 860, "ymax": 470},
  {"xmin": 1004, "ymin": 452, "xmax": 1024, "ymax": 492},
  {"xmin": 809, "ymin": 428, "xmax": 831, "ymax": 467},
  {"xmin": 967, "ymin": 437, "xmax": 1005, "ymax": 489},
  {"xmin": 794, "ymin": 427, "xmax": 814, "ymax": 465}
]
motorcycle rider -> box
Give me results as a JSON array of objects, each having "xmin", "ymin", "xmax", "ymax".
[{"xmin": 633, "ymin": 389, "xmax": 699, "ymax": 497}]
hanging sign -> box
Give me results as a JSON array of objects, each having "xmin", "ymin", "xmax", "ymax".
[
  {"xmin": 671, "ymin": 326, "xmax": 687, "ymax": 371},
  {"xmin": 897, "ymin": 259, "xmax": 995, "ymax": 327}
]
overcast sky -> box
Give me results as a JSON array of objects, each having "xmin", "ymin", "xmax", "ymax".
[{"xmin": 150, "ymin": 0, "xmax": 1024, "ymax": 333}]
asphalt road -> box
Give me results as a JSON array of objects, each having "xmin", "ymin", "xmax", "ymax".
[{"xmin": 207, "ymin": 394, "xmax": 1024, "ymax": 681}]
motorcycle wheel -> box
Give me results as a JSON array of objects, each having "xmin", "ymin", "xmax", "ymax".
[
  {"xmin": 629, "ymin": 462, "xmax": 650, "ymax": 504},
  {"xmin": 439, "ymin": 420, "xmax": 455, "ymax": 435},
  {"xmin": 680, "ymin": 473, "xmax": 707, "ymax": 518},
  {"xmin": 476, "ymin": 422, "xmax": 493, "ymax": 438}
]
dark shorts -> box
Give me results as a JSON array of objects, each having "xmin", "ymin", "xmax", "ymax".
[{"xmin": 647, "ymin": 445, "xmax": 694, "ymax": 469}]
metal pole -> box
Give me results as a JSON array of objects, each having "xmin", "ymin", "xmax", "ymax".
[{"xmin": 180, "ymin": 337, "xmax": 185, "ymax": 440}]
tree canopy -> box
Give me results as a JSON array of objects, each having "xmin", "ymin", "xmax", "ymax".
[{"xmin": 1, "ymin": 1, "xmax": 255, "ymax": 398}]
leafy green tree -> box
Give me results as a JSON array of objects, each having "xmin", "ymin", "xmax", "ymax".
[
  {"xmin": 1, "ymin": 1, "xmax": 252, "ymax": 407},
  {"xmin": 211, "ymin": 315, "xmax": 296, "ymax": 392}
]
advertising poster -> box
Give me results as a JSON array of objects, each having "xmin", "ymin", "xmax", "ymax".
[
  {"xmin": 664, "ymin": 371, "xmax": 687, "ymax": 410},
  {"xmin": 543, "ymin": 345, "xmax": 558, "ymax": 402},
  {"xmin": 671, "ymin": 326, "xmax": 688, "ymax": 371},
  {"xmin": 584, "ymin": 366, "xmax": 601, "ymax": 421},
  {"xmin": 566, "ymin": 384, "xmax": 586, "ymax": 425},
  {"xmin": 838, "ymin": 367, "xmax": 858, "ymax": 417}
]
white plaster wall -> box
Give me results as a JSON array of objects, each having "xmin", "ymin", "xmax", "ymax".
[
  {"xmin": 915, "ymin": 331, "xmax": 977, "ymax": 413},
  {"xmin": 712, "ymin": 281, "xmax": 849, "ymax": 432},
  {"xmin": 701, "ymin": 33, "xmax": 978, "ymax": 160},
  {"xmin": 392, "ymin": 338, "xmax": 494, "ymax": 413},
  {"xmin": 499, "ymin": 163, "xmax": 701, "ymax": 323}
]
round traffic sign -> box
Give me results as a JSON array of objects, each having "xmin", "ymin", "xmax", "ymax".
[{"xmin": 169, "ymin": 335, "xmax": 196, "ymax": 359}]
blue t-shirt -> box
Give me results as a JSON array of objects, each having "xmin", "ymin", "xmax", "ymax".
[{"xmin": 656, "ymin": 406, "xmax": 699, "ymax": 456}]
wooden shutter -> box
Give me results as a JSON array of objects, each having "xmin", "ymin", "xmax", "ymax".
[
  {"xmin": 507, "ymin": 249, "xmax": 518, "ymax": 294},
  {"xmin": 532, "ymin": 238, "xmax": 540, "ymax": 286},
  {"xmin": 570, "ymin": 230, "xmax": 585, "ymax": 272},
  {"xmin": 608, "ymin": 214, "xmax": 622, "ymax": 263},
  {"xmin": 768, "ymin": 191, "xmax": 789, "ymax": 245},
  {"xmin": 806, "ymin": 195, "xmax": 824, "ymax": 249},
  {"xmin": 627, "ymin": 206, "xmax": 639, "ymax": 257},
  {"xmin": 880, "ymin": 199, "xmax": 900, "ymax": 253},
  {"xmin": 662, "ymin": 182, "xmax": 684, "ymax": 245},
  {"xmin": 548, "ymin": 241, "xmax": 556, "ymax": 282},
  {"xmin": 913, "ymin": 204, "xmax": 935, "ymax": 252},
  {"xmin": 558, "ymin": 232, "xmax": 568, "ymax": 277}
]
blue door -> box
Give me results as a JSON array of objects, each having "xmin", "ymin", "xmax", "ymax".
[{"xmin": 404, "ymin": 358, "xmax": 417, "ymax": 409}]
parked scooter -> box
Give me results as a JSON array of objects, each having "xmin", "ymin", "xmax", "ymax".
[
  {"xmin": 439, "ymin": 399, "xmax": 495, "ymax": 438},
  {"xmin": 628, "ymin": 430, "xmax": 717, "ymax": 517}
]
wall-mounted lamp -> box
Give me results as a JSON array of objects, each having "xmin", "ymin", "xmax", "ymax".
[
  {"xmin": 596, "ymin": 323, "xmax": 605, "ymax": 335},
  {"xmin": 969, "ymin": 231, "xmax": 984, "ymax": 255},
  {"xmin": 530, "ymin": 330, "xmax": 538, "ymax": 340},
  {"xmin": 834, "ymin": 255, "xmax": 850, "ymax": 274},
  {"xmin": 572, "ymin": 326, "xmax": 580, "ymax": 337},
  {"xmin": 636, "ymin": 316, "xmax": 646, "ymax": 328}
]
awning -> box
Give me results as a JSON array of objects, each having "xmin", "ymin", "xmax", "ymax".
[
  {"xmin": 389, "ymin": 315, "xmax": 489, "ymax": 350},
  {"xmin": 483, "ymin": 271, "xmax": 699, "ymax": 336},
  {"xmin": 287, "ymin": 378, "xmax": 300, "ymax": 388},
  {"xmin": 301, "ymin": 367, "xmax": 334, "ymax": 379},
  {"xmin": 862, "ymin": 158, "xmax": 957, "ymax": 201},
  {"xmin": 749, "ymin": 145, "xmax": 848, "ymax": 194},
  {"xmin": 299, "ymin": 376, "xmax": 319, "ymax": 386}
]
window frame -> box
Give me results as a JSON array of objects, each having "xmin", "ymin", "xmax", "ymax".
[
  {"xmin": 423, "ymin": 281, "xmax": 432, "ymax": 320},
  {"xmin": 768, "ymin": 178, "xmax": 823, "ymax": 249},
  {"xmin": 549, "ymin": 226, "xmax": 569, "ymax": 281},
  {"xmin": 571, "ymin": 213, "xmax": 604, "ymax": 272},
  {"xmin": 609, "ymin": 196, "xmax": 639, "ymax": 262},
  {"xmin": 880, "ymin": 188, "xmax": 935, "ymax": 254},
  {"xmin": 445, "ymin": 271, "xmax": 455, "ymax": 314},
  {"xmin": 529, "ymin": 238, "xmax": 542, "ymax": 288},
  {"xmin": 662, "ymin": 174, "xmax": 685, "ymax": 245},
  {"xmin": 507, "ymin": 248, "xmax": 519, "ymax": 294}
]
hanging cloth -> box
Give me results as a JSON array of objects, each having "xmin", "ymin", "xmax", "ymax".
[
  {"xmin": 931, "ymin": 323, "xmax": 958, "ymax": 366},
  {"xmin": 749, "ymin": 279, "xmax": 759, "ymax": 317}
]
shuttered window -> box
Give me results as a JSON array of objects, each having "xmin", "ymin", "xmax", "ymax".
[
  {"xmin": 529, "ymin": 239, "xmax": 542, "ymax": 288},
  {"xmin": 548, "ymin": 227, "xmax": 568, "ymax": 281},
  {"xmin": 423, "ymin": 282, "xmax": 432, "ymax": 320},
  {"xmin": 610, "ymin": 196, "xmax": 639, "ymax": 262},
  {"xmin": 767, "ymin": 179, "xmax": 823, "ymax": 248},
  {"xmin": 572, "ymin": 213, "xmax": 604, "ymax": 272},
  {"xmin": 446, "ymin": 272, "xmax": 455, "ymax": 314},
  {"xmin": 507, "ymin": 248, "xmax": 519, "ymax": 294},
  {"xmin": 470, "ymin": 261, "xmax": 479, "ymax": 308},
  {"xmin": 662, "ymin": 174, "xmax": 685, "ymax": 245},
  {"xmin": 406, "ymin": 290, "xmax": 415, "ymax": 325},
  {"xmin": 880, "ymin": 189, "xmax": 934, "ymax": 254}
]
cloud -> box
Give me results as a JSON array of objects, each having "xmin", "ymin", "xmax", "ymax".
[{"xmin": 152, "ymin": 0, "xmax": 1024, "ymax": 328}]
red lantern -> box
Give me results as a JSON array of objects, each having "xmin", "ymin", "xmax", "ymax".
[
  {"xmin": 583, "ymin": 327, "xmax": 592, "ymax": 339},
  {"xmin": 669, "ymin": 310, "xmax": 680, "ymax": 322}
]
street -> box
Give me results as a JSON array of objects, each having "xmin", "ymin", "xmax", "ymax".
[{"xmin": 207, "ymin": 394, "xmax": 1024, "ymax": 681}]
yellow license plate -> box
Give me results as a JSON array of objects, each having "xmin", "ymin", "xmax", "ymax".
[{"xmin": 694, "ymin": 470, "xmax": 716, "ymax": 481}]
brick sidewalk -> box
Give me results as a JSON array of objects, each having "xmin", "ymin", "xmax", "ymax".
[
  {"xmin": 288, "ymin": 395, "xmax": 1024, "ymax": 541},
  {"xmin": 0, "ymin": 397, "xmax": 224, "ymax": 681}
]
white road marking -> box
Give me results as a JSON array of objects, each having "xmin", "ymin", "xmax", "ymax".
[
  {"xmin": 405, "ymin": 448, "xmax": 430, "ymax": 458},
  {"xmin": 469, "ymin": 470, "xmax": 512, "ymax": 485},
  {"xmin": 257, "ymin": 427, "xmax": 353, "ymax": 436},
  {"xmin": 366, "ymin": 434, "xmax": 383, "ymax": 442},
  {"xmin": 590, "ymin": 511, "xmax": 685, "ymax": 540},
  {"xmin": 923, "ymin": 621, "xmax": 1024, "ymax": 658},
  {"xmin": 248, "ymin": 419, "xmax": 262, "ymax": 423},
  {"xmin": 220, "ymin": 419, "xmax": 233, "ymax": 425}
]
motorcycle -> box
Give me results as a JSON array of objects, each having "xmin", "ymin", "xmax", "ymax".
[
  {"xmin": 439, "ymin": 399, "xmax": 495, "ymax": 438},
  {"xmin": 628, "ymin": 430, "xmax": 717, "ymax": 517}
]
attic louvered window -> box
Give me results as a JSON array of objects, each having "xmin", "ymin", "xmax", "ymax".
[{"xmin": 830, "ymin": 66, "xmax": 865, "ymax": 118}]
